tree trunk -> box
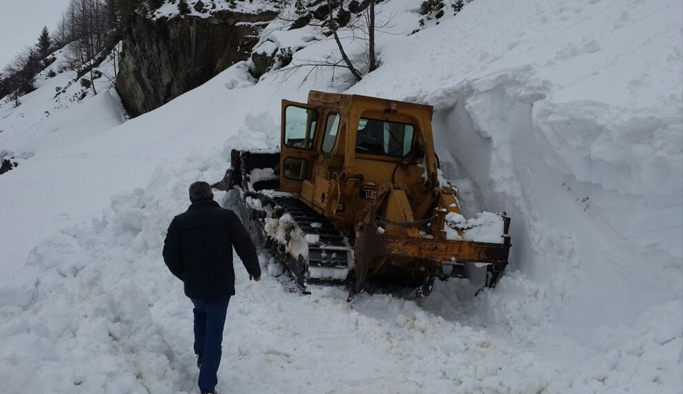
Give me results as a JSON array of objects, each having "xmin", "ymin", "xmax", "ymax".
[
  {"xmin": 329, "ymin": 0, "xmax": 362, "ymax": 81},
  {"xmin": 368, "ymin": 0, "xmax": 377, "ymax": 72},
  {"xmin": 89, "ymin": 64, "xmax": 97, "ymax": 95},
  {"xmin": 332, "ymin": 30, "xmax": 363, "ymax": 81}
]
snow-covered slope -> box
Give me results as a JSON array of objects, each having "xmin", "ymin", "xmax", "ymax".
[
  {"xmin": 0, "ymin": 0, "xmax": 681, "ymax": 393},
  {"xmin": 0, "ymin": 45, "xmax": 125, "ymax": 299}
]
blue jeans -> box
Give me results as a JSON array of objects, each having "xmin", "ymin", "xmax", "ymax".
[{"xmin": 191, "ymin": 296, "xmax": 231, "ymax": 392}]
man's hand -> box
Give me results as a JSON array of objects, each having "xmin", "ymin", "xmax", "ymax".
[{"xmin": 249, "ymin": 275, "xmax": 261, "ymax": 282}]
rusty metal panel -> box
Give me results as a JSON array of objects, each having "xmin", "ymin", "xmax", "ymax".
[
  {"xmin": 379, "ymin": 236, "xmax": 511, "ymax": 264},
  {"xmin": 301, "ymin": 180, "xmax": 314, "ymax": 201}
]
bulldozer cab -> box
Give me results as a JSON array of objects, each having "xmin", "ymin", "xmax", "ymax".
[{"xmin": 280, "ymin": 91, "xmax": 441, "ymax": 230}]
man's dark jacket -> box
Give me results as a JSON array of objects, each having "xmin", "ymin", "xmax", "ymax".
[{"xmin": 162, "ymin": 200, "xmax": 261, "ymax": 298}]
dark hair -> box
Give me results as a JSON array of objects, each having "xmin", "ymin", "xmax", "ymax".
[{"xmin": 189, "ymin": 181, "xmax": 213, "ymax": 203}]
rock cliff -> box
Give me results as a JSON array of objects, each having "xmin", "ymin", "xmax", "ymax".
[{"xmin": 116, "ymin": 10, "xmax": 277, "ymax": 117}]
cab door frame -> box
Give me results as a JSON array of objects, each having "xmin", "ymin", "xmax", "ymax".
[{"xmin": 280, "ymin": 100, "xmax": 321, "ymax": 194}]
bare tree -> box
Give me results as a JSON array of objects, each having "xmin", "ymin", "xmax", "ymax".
[
  {"xmin": 60, "ymin": 0, "xmax": 124, "ymax": 95},
  {"xmin": 326, "ymin": 0, "xmax": 381, "ymax": 81},
  {"xmin": 1, "ymin": 0, "xmax": 125, "ymax": 104},
  {"xmin": 55, "ymin": 14, "xmax": 71, "ymax": 46},
  {"xmin": 277, "ymin": 0, "xmax": 380, "ymax": 83},
  {"xmin": 328, "ymin": 0, "xmax": 363, "ymax": 81},
  {"xmin": 2, "ymin": 49, "xmax": 40, "ymax": 106},
  {"xmin": 0, "ymin": 73, "xmax": 8, "ymax": 100}
]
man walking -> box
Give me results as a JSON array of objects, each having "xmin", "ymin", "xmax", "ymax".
[{"xmin": 163, "ymin": 181, "xmax": 261, "ymax": 394}]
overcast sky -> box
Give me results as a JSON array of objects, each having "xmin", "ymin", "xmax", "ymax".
[{"xmin": 0, "ymin": 0, "xmax": 72, "ymax": 70}]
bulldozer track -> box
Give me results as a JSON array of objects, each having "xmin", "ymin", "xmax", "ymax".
[{"xmin": 254, "ymin": 195, "xmax": 352, "ymax": 292}]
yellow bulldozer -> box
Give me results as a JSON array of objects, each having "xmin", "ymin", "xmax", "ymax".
[{"xmin": 215, "ymin": 91, "xmax": 511, "ymax": 299}]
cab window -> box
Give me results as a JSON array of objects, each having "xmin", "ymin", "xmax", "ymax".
[
  {"xmin": 283, "ymin": 157, "xmax": 310, "ymax": 180},
  {"xmin": 322, "ymin": 113, "xmax": 340, "ymax": 154},
  {"xmin": 355, "ymin": 118, "xmax": 414, "ymax": 157},
  {"xmin": 284, "ymin": 106, "xmax": 318, "ymax": 149}
]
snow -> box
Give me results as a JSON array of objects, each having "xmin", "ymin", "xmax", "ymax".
[
  {"xmin": 0, "ymin": 0, "xmax": 681, "ymax": 392},
  {"xmin": 152, "ymin": 0, "xmax": 280, "ymax": 20},
  {"xmin": 304, "ymin": 233, "xmax": 320, "ymax": 245},
  {"xmin": 0, "ymin": 45, "xmax": 126, "ymax": 296},
  {"xmin": 256, "ymin": 17, "xmax": 319, "ymax": 55},
  {"xmin": 444, "ymin": 211, "xmax": 506, "ymax": 244},
  {"xmin": 307, "ymin": 267, "xmax": 348, "ymax": 281},
  {"xmin": 354, "ymin": 0, "xmax": 683, "ymax": 336},
  {"xmin": 248, "ymin": 167, "xmax": 277, "ymax": 183},
  {"xmin": 264, "ymin": 214, "xmax": 309, "ymax": 259},
  {"xmin": 253, "ymin": 40, "xmax": 278, "ymax": 57},
  {"xmin": 244, "ymin": 196, "xmax": 263, "ymax": 211}
]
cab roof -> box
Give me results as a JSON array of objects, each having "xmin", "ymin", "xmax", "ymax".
[{"xmin": 307, "ymin": 90, "xmax": 434, "ymax": 118}]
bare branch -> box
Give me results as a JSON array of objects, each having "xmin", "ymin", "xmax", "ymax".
[{"xmin": 328, "ymin": 0, "xmax": 362, "ymax": 81}]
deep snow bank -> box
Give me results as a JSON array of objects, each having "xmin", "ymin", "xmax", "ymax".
[
  {"xmin": 349, "ymin": 0, "xmax": 683, "ymax": 336},
  {"xmin": 0, "ymin": 45, "xmax": 126, "ymax": 298},
  {"xmin": 2, "ymin": 114, "xmax": 679, "ymax": 394}
]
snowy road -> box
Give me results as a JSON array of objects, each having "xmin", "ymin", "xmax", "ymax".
[
  {"xmin": 1, "ymin": 0, "xmax": 681, "ymax": 392},
  {"xmin": 1, "ymin": 157, "xmax": 676, "ymax": 393},
  {"xmin": 171, "ymin": 264, "xmax": 679, "ymax": 394}
]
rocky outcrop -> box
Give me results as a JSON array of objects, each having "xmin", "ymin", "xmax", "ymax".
[
  {"xmin": 116, "ymin": 10, "xmax": 277, "ymax": 117},
  {"xmin": 0, "ymin": 159, "xmax": 17, "ymax": 175},
  {"xmin": 0, "ymin": 151, "xmax": 33, "ymax": 176}
]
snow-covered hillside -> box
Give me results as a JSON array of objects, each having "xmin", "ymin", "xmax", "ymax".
[{"xmin": 0, "ymin": 0, "xmax": 681, "ymax": 393}]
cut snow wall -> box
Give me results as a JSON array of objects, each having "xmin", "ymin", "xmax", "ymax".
[{"xmin": 431, "ymin": 68, "xmax": 682, "ymax": 337}]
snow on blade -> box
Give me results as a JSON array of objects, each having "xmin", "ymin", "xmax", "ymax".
[
  {"xmin": 443, "ymin": 211, "xmax": 506, "ymax": 244},
  {"xmin": 248, "ymin": 167, "xmax": 278, "ymax": 183}
]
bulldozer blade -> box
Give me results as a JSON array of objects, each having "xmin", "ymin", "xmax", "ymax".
[
  {"xmin": 212, "ymin": 167, "xmax": 236, "ymax": 191},
  {"xmin": 379, "ymin": 236, "xmax": 511, "ymax": 264}
]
